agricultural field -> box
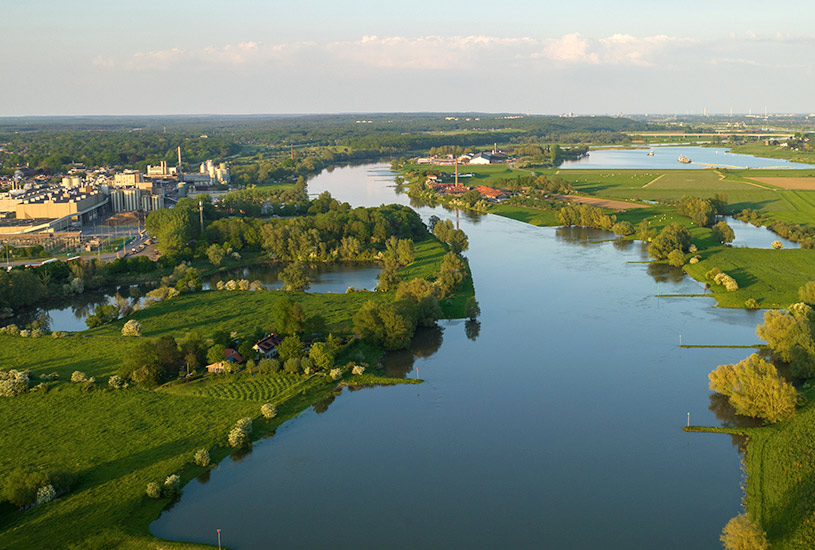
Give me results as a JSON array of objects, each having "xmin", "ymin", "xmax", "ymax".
[{"xmin": 164, "ymin": 372, "xmax": 308, "ymax": 402}]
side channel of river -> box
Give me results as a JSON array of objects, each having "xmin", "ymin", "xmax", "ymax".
[{"xmin": 151, "ymin": 163, "xmax": 765, "ymax": 549}]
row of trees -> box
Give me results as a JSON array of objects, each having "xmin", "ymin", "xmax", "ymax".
[{"xmin": 733, "ymin": 209, "xmax": 815, "ymax": 249}]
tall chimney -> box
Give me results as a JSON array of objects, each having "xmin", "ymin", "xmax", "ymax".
[{"xmin": 177, "ymin": 146, "xmax": 182, "ymax": 167}]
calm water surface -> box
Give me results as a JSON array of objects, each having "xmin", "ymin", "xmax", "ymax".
[
  {"xmin": 151, "ymin": 162, "xmax": 765, "ymax": 549},
  {"xmin": 561, "ymin": 145, "xmax": 815, "ymax": 170}
]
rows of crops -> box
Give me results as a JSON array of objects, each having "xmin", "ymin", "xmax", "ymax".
[{"xmin": 187, "ymin": 374, "xmax": 305, "ymax": 402}]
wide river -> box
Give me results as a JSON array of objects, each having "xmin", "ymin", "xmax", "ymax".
[
  {"xmin": 152, "ymin": 162, "xmax": 765, "ymax": 549},
  {"xmin": 561, "ymin": 145, "xmax": 815, "ymax": 170}
]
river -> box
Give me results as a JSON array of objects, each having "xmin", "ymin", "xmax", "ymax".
[
  {"xmin": 561, "ymin": 145, "xmax": 815, "ymax": 170},
  {"xmin": 151, "ymin": 162, "xmax": 766, "ymax": 549}
]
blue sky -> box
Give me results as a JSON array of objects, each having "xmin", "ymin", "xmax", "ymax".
[{"xmin": 2, "ymin": 0, "xmax": 814, "ymax": 116}]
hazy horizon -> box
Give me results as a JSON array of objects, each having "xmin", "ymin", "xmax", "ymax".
[{"xmin": 4, "ymin": 0, "xmax": 815, "ymax": 117}]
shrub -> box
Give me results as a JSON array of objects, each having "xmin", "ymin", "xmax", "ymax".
[
  {"xmin": 0, "ymin": 370, "xmax": 30, "ymax": 397},
  {"xmin": 40, "ymin": 372, "xmax": 59, "ymax": 381},
  {"xmin": 0, "ymin": 324, "xmax": 19, "ymax": 336},
  {"xmin": 257, "ymin": 358, "xmax": 281, "ymax": 374},
  {"xmin": 193, "ymin": 448, "xmax": 211, "ymax": 468},
  {"xmin": 107, "ymin": 375, "xmax": 126, "ymax": 389},
  {"xmin": 667, "ymin": 249, "xmax": 685, "ymax": 267},
  {"xmin": 163, "ymin": 474, "xmax": 181, "ymax": 498},
  {"xmin": 121, "ymin": 320, "xmax": 142, "ymax": 337},
  {"xmin": 352, "ymin": 365, "xmax": 365, "ymax": 375},
  {"xmin": 51, "ymin": 331, "xmax": 66, "ymax": 338},
  {"xmin": 36, "ymin": 484, "xmax": 56, "ymax": 505},
  {"xmin": 284, "ymin": 357, "xmax": 301, "ymax": 374},
  {"xmin": 19, "ymin": 329, "xmax": 30, "ymax": 338},
  {"xmin": 709, "ymin": 354, "xmax": 797, "ymax": 423},
  {"xmin": 720, "ymin": 514, "xmax": 768, "ymax": 550},
  {"xmin": 689, "ymin": 256, "xmax": 700, "ymax": 264},
  {"xmin": 330, "ymin": 368, "xmax": 342, "ymax": 381},
  {"xmin": 228, "ymin": 417, "xmax": 253, "ymax": 448},
  {"xmin": 261, "ymin": 403, "xmax": 277, "ymax": 419},
  {"xmin": 705, "ymin": 267, "xmax": 722, "ymax": 280},
  {"xmin": 70, "ymin": 371, "xmax": 89, "ymax": 383},
  {"xmin": 771, "ymin": 240, "xmax": 784, "ymax": 249},
  {"xmin": 146, "ymin": 482, "xmax": 162, "ymax": 499},
  {"xmin": 745, "ymin": 298, "xmax": 759, "ymax": 310},
  {"xmin": 798, "ymin": 281, "xmax": 815, "ymax": 305},
  {"xmin": 611, "ymin": 221, "xmax": 634, "ymax": 236}
]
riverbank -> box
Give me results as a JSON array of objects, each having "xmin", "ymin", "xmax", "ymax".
[{"xmin": 686, "ymin": 382, "xmax": 815, "ymax": 548}]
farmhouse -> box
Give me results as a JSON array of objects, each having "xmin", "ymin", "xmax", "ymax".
[{"xmin": 253, "ymin": 333, "xmax": 284, "ymax": 359}]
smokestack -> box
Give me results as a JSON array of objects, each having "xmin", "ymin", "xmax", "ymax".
[{"xmin": 177, "ymin": 146, "xmax": 182, "ymax": 167}]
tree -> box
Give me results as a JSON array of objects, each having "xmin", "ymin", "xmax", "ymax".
[
  {"xmin": 309, "ymin": 342, "xmax": 335, "ymax": 371},
  {"xmin": 206, "ymin": 344, "xmax": 226, "ymax": 365},
  {"xmin": 277, "ymin": 335, "xmax": 303, "ymax": 362},
  {"xmin": 611, "ymin": 221, "xmax": 634, "ymax": 236},
  {"xmin": 667, "ymin": 249, "xmax": 685, "ymax": 267},
  {"xmin": 756, "ymin": 304, "xmax": 815, "ymax": 377},
  {"xmin": 206, "ymin": 244, "xmax": 225, "ymax": 267},
  {"xmin": 281, "ymin": 262, "xmax": 310, "ymax": 292},
  {"xmin": 720, "ymin": 514, "xmax": 768, "ymax": 550},
  {"xmin": 146, "ymin": 482, "xmax": 162, "ymax": 499},
  {"xmin": 708, "ymin": 354, "xmax": 797, "ymax": 423},
  {"xmin": 376, "ymin": 257, "xmax": 402, "ymax": 292},
  {"xmin": 238, "ymin": 340, "xmax": 255, "ymax": 363},
  {"xmin": 648, "ymin": 224, "xmax": 691, "ymax": 260},
  {"xmin": 465, "ymin": 297, "xmax": 481, "ymax": 320},
  {"xmin": 798, "ymin": 281, "xmax": 815, "ymax": 305},
  {"xmin": 712, "ymin": 221, "xmax": 736, "ymax": 244},
  {"xmin": 85, "ymin": 304, "xmax": 118, "ymax": 328},
  {"xmin": 272, "ymin": 296, "xmax": 306, "ymax": 335}
]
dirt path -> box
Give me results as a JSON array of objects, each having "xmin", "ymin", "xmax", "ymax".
[{"xmin": 552, "ymin": 194, "xmax": 650, "ymax": 210}]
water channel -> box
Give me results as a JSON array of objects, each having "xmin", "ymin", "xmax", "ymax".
[{"xmin": 151, "ymin": 161, "xmax": 771, "ymax": 549}]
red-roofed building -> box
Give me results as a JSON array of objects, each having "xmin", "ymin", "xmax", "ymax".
[
  {"xmin": 224, "ymin": 348, "xmax": 243, "ymax": 363},
  {"xmin": 475, "ymin": 186, "xmax": 508, "ymax": 200}
]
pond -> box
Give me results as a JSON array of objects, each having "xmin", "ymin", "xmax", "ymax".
[
  {"xmin": 722, "ymin": 215, "xmax": 800, "ymax": 249},
  {"xmin": 560, "ymin": 145, "xmax": 815, "ymax": 170},
  {"xmin": 152, "ymin": 163, "xmax": 765, "ymax": 549},
  {"xmin": 201, "ymin": 262, "xmax": 380, "ymax": 293},
  {"xmin": 3, "ymin": 261, "xmax": 380, "ymax": 333}
]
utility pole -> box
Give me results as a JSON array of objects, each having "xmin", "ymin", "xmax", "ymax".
[{"xmin": 199, "ymin": 200, "xmax": 204, "ymax": 233}]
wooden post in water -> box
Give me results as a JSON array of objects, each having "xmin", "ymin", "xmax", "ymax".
[{"xmin": 687, "ymin": 412, "xmax": 690, "ymax": 427}]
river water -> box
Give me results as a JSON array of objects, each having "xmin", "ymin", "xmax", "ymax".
[
  {"xmin": 561, "ymin": 145, "xmax": 815, "ymax": 170},
  {"xmin": 151, "ymin": 162, "xmax": 767, "ymax": 549}
]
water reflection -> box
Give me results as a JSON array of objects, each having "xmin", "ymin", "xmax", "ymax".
[
  {"xmin": 202, "ymin": 262, "xmax": 380, "ymax": 294},
  {"xmin": 555, "ymin": 226, "xmax": 615, "ymax": 245},
  {"xmin": 647, "ymin": 262, "xmax": 686, "ymax": 284},
  {"xmin": 383, "ymin": 326, "xmax": 444, "ymax": 378},
  {"xmin": 708, "ymin": 393, "xmax": 762, "ymax": 452},
  {"xmin": 465, "ymin": 319, "xmax": 481, "ymax": 341}
]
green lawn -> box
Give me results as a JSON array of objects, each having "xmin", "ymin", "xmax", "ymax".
[{"xmin": 683, "ymin": 247, "xmax": 815, "ymax": 308}]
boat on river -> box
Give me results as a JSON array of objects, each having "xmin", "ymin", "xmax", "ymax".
[
  {"xmin": 678, "ymin": 155, "xmax": 691, "ymax": 164},
  {"xmin": 647, "ymin": 151, "xmax": 654, "ymax": 156}
]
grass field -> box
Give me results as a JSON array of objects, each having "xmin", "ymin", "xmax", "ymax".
[
  {"xmin": 488, "ymin": 204, "xmax": 560, "ymax": 226},
  {"xmin": 683, "ymin": 247, "xmax": 815, "ymax": 308}
]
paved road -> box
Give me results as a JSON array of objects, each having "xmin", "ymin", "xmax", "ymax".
[{"xmin": 3, "ymin": 233, "xmax": 157, "ymax": 268}]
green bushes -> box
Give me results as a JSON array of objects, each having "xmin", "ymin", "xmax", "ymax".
[
  {"xmin": 193, "ymin": 448, "xmax": 211, "ymax": 467},
  {"xmin": 720, "ymin": 514, "xmax": 768, "ymax": 550},
  {"xmin": 228, "ymin": 417, "xmax": 253, "ymax": 448},
  {"xmin": 2, "ymin": 468, "xmax": 74, "ymax": 507},
  {"xmin": 647, "ymin": 223, "xmax": 691, "ymax": 260},
  {"xmin": 756, "ymin": 303, "xmax": 815, "ymax": 378},
  {"xmin": 709, "ymin": 354, "xmax": 797, "ymax": 423}
]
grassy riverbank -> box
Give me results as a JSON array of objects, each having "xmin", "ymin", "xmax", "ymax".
[{"xmin": 687, "ymin": 384, "xmax": 815, "ymax": 549}]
